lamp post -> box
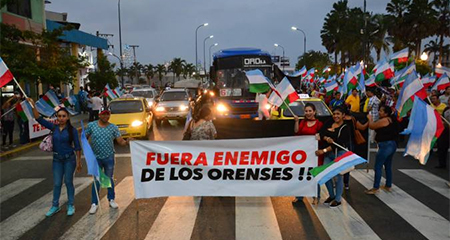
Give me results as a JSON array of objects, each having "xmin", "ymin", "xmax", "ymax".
[
  {"xmin": 291, "ymin": 26, "xmax": 307, "ymax": 56},
  {"xmin": 209, "ymin": 43, "xmax": 218, "ymax": 70},
  {"xmin": 203, "ymin": 35, "xmax": 214, "ymax": 78},
  {"xmin": 117, "ymin": 0, "xmax": 124, "ymax": 87},
  {"xmin": 274, "ymin": 43, "xmax": 285, "ymax": 71},
  {"xmin": 195, "ymin": 23, "xmax": 208, "ymax": 72}
]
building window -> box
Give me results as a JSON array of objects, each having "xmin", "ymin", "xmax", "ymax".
[{"xmin": 7, "ymin": 0, "xmax": 32, "ymax": 19}]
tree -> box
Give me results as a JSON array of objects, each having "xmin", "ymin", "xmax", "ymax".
[
  {"xmin": 369, "ymin": 14, "xmax": 391, "ymax": 61},
  {"xmin": 143, "ymin": 64, "xmax": 155, "ymax": 85},
  {"xmin": 424, "ymin": 38, "xmax": 440, "ymax": 66},
  {"xmin": 432, "ymin": 0, "xmax": 450, "ymax": 64},
  {"xmin": 168, "ymin": 58, "xmax": 186, "ymax": 82},
  {"xmin": 182, "ymin": 63, "xmax": 196, "ymax": 79},
  {"xmin": 155, "ymin": 64, "xmax": 167, "ymax": 88},
  {"xmin": 87, "ymin": 55, "xmax": 117, "ymax": 92},
  {"xmin": 295, "ymin": 50, "xmax": 332, "ymax": 73}
]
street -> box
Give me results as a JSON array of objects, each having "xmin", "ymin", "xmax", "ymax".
[{"xmin": 0, "ymin": 120, "xmax": 448, "ymax": 240}]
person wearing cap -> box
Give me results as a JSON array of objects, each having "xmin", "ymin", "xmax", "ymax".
[{"xmin": 85, "ymin": 106, "xmax": 130, "ymax": 214}]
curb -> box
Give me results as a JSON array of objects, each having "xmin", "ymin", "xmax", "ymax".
[{"xmin": 0, "ymin": 126, "xmax": 84, "ymax": 161}]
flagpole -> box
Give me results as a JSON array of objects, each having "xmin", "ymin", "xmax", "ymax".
[
  {"xmin": 332, "ymin": 142, "xmax": 349, "ymax": 152},
  {"xmin": 269, "ymin": 86, "xmax": 298, "ymax": 118},
  {"xmin": 366, "ymin": 130, "xmax": 370, "ymax": 173},
  {"xmin": 13, "ymin": 77, "xmax": 28, "ymax": 98},
  {"xmin": 93, "ymin": 176, "xmax": 102, "ymax": 213},
  {"xmin": 0, "ymin": 107, "xmax": 15, "ymax": 119},
  {"xmin": 427, "ymin": 96, "xmax": 450, "ymax": 125}
]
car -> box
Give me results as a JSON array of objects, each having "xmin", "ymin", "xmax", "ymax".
[
  {"xmin": 153, "ymin": 89, "xmax": 190, "ymax": 125},
  {"xmin": 108, "ymin": 97, "xmax": 153, "ymax": 139},
  {"xmin": 130, "ymin": 88, "xmax": 158, "ymax": 109},
  {"xmin": 270, "ymin": 95, "xmax": 332, "ymax": 122}
]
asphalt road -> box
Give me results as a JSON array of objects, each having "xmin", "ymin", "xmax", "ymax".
[{"xmin": 0, "ymin": 119, "xmax": 449, "ymax": 240}]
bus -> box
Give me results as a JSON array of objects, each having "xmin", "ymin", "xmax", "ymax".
[{"xmin": 209, "ymin": 48, "xmax": 273, "ymax": 119}]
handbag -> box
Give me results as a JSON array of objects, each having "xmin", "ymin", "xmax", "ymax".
[
  {"xmin": 352, "ymin": 117, "xmax": 366, "ymax": 145},
  {"xmin": 39, "ymin": 132, "xmax": 53, "ymax": 152},
  {"xmin": 182, "ymin": 121, "xmax": 193, "ymax": 140}
]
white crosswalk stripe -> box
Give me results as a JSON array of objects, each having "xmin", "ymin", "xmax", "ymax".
[
  {"xmin": 352, "ymin": 170, "xmax": 450, "ymax": 240},
  {"xmin": 305, "ymin": 185, "xmax": 381, "ymax": 240},
  {"xmin": 10, "ymin": 153, "xmax": 132, "ymax": 161},
  {"xmin": 399, "ymin": 169, "xmax": 450, "ymax": 199},
  {"xmin": 59, "ymin": 176, "xmax": 135, "ymax": 240},
  {"xmin": 0, "ymin": 178, "xmax": 45, "ymax": 204},
  {"xmin": 144, "ymin": 196, "xmax": 201, "ymax": 240},
  {"xmin": 235, "ymin": 197, "xmax": 283, "ymax": 240},
  {"xmin": 0, "ymin": 177, "xmax": 91, "ymax": 240}
]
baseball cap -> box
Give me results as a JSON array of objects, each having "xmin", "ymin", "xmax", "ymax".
[{"xmin": 99, "ymin": 106, "xmax": 111, "ymax": 114}]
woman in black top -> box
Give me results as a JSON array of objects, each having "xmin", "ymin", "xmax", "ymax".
[
  {"xmin": 317, "ymin": 107, "xmax": 352, "ymax": 208},
  {"xmin": 366, "ymin": 105, "xmax": 398, "ymax": 194}
]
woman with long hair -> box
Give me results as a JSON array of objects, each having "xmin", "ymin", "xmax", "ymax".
[
  {"xmin": 189, "ymin": 106, "xmax": 217, "ymax": 140},
  {"xmin": 29, "ymin": 99, "xmax": 82, "ymax": 217}
]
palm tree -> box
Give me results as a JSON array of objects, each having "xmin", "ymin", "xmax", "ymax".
[
  {"xmin": 143, "ymin": 64, "xmax": 155, "ymax": 85},
  {"xmin": 321, "ymin": 13, "xmax": 340, "ymax": 71},
  {"xmin": 370, "ymin": 14, "xmax": 391, "ymax": 61},
  {"xmin": 425, "ymin": 38, "xmax": 440, "ymax": 67},
  {"xmin": 168, "ymin": 58, "xmax": 186, "ymax": 82},
  {"xmin": 432, "ymin": 0, "xmax": 450, "ymax": 64},
  {"xmin": 182, "ymin": 63, "xmax": 196, "ymax": 79},
  {"xmin": 386, "ymin": 0, "xmax": 411, "ymax": 51},
  {"xmin": 155, "ymin": 64, "xmax": 167, "ymax": 88}
]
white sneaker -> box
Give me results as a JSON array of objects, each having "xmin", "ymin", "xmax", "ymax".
[
  {"xmin": 89, "ymin": 204, "xmax": 98, "ymax": 214},
  {"xmin": 109, "ymin": 200, "xmax": 118, "ymax": 209}
]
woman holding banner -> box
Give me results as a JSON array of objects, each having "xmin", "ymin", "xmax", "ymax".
[
  {"xmin": 28, "ymin": 98, "xmax": 82, "ymax": 217},
  {"xmin": 293, "ymin": 103, "xmax": 323, "ymax": 205},
  {"xmin": 317, "ymin": 106, "xmax": 352, "ymax": 208},
  {"xmin": 189, "ymin": 106, "xmax": 217, "ymax": 140}
]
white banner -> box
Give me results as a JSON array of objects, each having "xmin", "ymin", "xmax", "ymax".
[
  {"xmin": 28, "ymin": 118, "xmax": 57, "ymax": 139},
  {"xmin": 130, "ymin": 136, "xmax": 318, "ymax": 198}
]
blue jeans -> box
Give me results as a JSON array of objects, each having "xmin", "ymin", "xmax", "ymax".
[
  {"xmin": 324, "ymin": 150, "xmax": 346, "ymax": 202},
  {"xmin": 52, "ymin": 153, "xmax": 76, "ymax": 207},
  {"xmin": 91, "ymin": 155, "xmax": 115, "ymax": 204},
  {"xmin": 374, "ymin": 141, "xmax": 397, "ymax": 189}
]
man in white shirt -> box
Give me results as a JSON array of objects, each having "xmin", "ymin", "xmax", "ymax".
[{"xmin": 91, "ymin": 92, "xmax": 103, "ymax": 120}]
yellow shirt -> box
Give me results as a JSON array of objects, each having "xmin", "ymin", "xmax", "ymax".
[
  {"xmin": 363, "ymin": 98, "xmax": 370, "ymax": 112},
  {"xmin": 345, "ymin": 95, "xmax": 360, "ymax": 112},
  {"xmin": 432, "ymin": 103, "xmax": 447, "ymax": 115}
]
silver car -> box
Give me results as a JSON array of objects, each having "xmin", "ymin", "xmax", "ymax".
[
  {"xmin": 153, "ymin": 89, "xmax": 190, "ymax": 125},
  {"xmin": 131, "ymin": 88, "xmax": 158, "ymax": 109}
]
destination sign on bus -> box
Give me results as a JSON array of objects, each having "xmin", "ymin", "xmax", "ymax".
[{"xmin": 243, "ymin": 58, "xmax": 271, "ymax": 68}]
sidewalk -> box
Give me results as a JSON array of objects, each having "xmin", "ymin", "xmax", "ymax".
[{"xmin": 0, "ymin": 113, "xmax": 89, "ymax": 159}]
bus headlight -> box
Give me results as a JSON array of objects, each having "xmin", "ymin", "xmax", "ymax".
[
  {"xmin": 131, "ymin": 120, "xmax": 143, "ymax": 127},
  {"xmin": 265, "ymin": 104, "xmax": 271, "ymax": 110},
  {"xmin": 179, "ymin": 105, "xmax": 189, "ymax": 111},
  {"xmin": 216, "ymin": 104, "xmax": 229, "ymax": 113},
  {"xmin": 155, "ymin": 106, "xmax": 165, "ymax": 112}
]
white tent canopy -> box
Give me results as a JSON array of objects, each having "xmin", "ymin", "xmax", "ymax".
[{"xmin": 174, "ymin": 79, "xmax": 201, "ymax": 88}]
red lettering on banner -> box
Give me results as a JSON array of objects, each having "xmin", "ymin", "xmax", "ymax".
[
  {"xmin": 171, "ymin": 153, "xmax": 180, "ymax": 165},
  {"xmin": 194, "ymin": 152, "xmax": 207, "ymax": 166},
  {"xmin": 180, "ymin": 153, "xmax": 193, "ymax": 165},
  {"xmin": 291, "ymin": 150, "xmax": 307, "ymax": 164},
  {"xmin": 251, "ymin": 151, "xmax": 268, "ymax": 165},
  {"xmin": 33, "ymin": 124, "xmax": 40, "ymax": 132},
  {"xmin": 146, "ymin": 152, "xmax": 155, "ymax": 165},
  {"xmin": 240, "ymin": 151, "xmax": 250, "ymax": 165},
  {"xmin": 269, "ymin": 151, "xmax": 276, "ymax": 164},
  {"xmin": 277, "ymin": 150, "xmax": 290, "ymax": 164},
  {"xmin": 225, "ymin": 152, "xmax": 238, "ymax": 165},
  {"xmin": 213, "ymin": 152, "xmax": 224, "ymax": 165}
]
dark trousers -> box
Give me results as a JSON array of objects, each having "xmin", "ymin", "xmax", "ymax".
[
  {"xmin": 17, "ymin": 118, "xmax": 29, "ymax": 144},
  {"xmin": 88, "ymin": 108, "xmax": 94, "ymax": 122},
  {"xmin": 2, "ymin": 120, "xmax": 14, "ymax": 145},
  {"xmin": 92, "ymin": 110, "xmax": 99, "ymax": 121},
  {"xmin": 437, "ymin": 126, "xmax": 449, "ymax": 167}
]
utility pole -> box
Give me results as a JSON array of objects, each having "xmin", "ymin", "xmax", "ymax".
[
  {"xmin": 118, "ymin": 0, "xmax": 124, "ymax": 87},
  {"xmin": 129, "ymin": 45, "xmax": 139, "ymax": 63},
  {"xmin": 362, "ymin": 0, "xmax": 367, "ymax": 65}
]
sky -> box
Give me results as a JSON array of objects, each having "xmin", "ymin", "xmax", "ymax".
[{"xmin": 46, "ymin": 0, "xmax": 392, "ymax": 67}]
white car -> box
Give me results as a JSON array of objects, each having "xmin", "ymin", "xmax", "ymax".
[
  {"xmin": 153, "ymin": 89, "xmax": 190, "ymax": 125},
  {"xmin": 131, "ymin": 88, "xmax": 158, "ymax": 109}
]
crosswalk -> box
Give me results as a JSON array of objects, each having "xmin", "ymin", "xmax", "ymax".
[{"xmin": 0, "ymin": 169, "xmax": 448, "ymax": 240}]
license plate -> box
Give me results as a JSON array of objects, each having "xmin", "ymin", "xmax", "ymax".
[
  {"xmin": 120, "ymin": 130, "xmax": 127, "ymax": 135},
  {"xmin": 240, "ymin": 114, "xmax": 251, "ymax": 119}
]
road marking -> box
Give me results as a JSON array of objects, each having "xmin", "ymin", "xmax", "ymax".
[
  {"xmin": 0, "ymin": 177, "xmax": 91, "ymax": 240},
  {"xmin": 399, "ymin": 169, "xmax": 450, "ymax": 199},
  {"xmin": 0, "ymin": 178, "xmax": 45, "ymax": 204},
  {"xmin": 144, "ymin": 196, "xmax": 201, "ymax": 240},
  {"xmin": 305, "ymin": 186, "xmax": 381, "ymax": 240},
  {"xmin": 59, "ymin": 176, "xmax": 134, "ymax": 240},
  {"xmin": 235, "ymin": 197, "xmax": 283, "ymax": 240},
  {"xmin": 369, "ymin": 148, "xmax": 450, "ymax": 153},
  {"xmin": 352, "ymin": 170, "xmax": 450, "ymax": 240},
  {"xmin": 11, "ymin": 153, "xmax": 132, "ymax": 161}
]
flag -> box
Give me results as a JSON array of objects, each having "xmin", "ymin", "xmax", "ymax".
[
  {"xmin": 374, "ymin": 58, "xmax": 394, "ymax": 82},
  {"xmin": 391, "ymin": 62, "xmax": 415, "ymax": 88},
  {"xmin": 390, "ymin": 48, "xmax": 409, "ymax": 65},
  {"xmin": 395, "ymin": 71, "xmax": 427, "ymax": 117},
  {"xmin": 298, "ymin": 66, "xmax": 307, "ymax": 77},
  {"xmin": 431, "ymin": 73, "xmax": 450, "ymax": 91},
  {"xmin": 62, "ymin": 97, "xmax": 73, "ymax": 108},
  {"xmin": 36, "ymin": 98, "xmax": 56, "ymax": 117},
  {"xmin": 104, "ymin": 84, "xmax": 118, "ymax": 101},
  {"xmin": 324, "ymin": 80, "xmax": 338, "ymax": 96},
  {"xmin": 365, "ymin": 75, "xmax": 376, "ymax": 87},
  {"xmin": 268, "ymin": 77, "xmax": 299, "ymax": 109},
  {"xmin": 310, "ymin": 151, "xmax": 367, "ymax": 185},
  {"xmin": 401, "ymin": 99, "xmax": 444, "ymax": 165},
  {"xmin": 420, "ymin": 74, "xmax": 435, "ymax": 88},
  {"xmin": 322, "ymin": 66, "xmax": 330, "ymax": 74},
  {"xmin": 357, "ymin": 72, "xmax": 366, "ymax": 94},
  {"xmin": 435, "ymin": 65, "xmax": 450, "ymax": 78},
  {"xmin": 80, "ymin": 122, "xmax": 111, "ymax": 188},
  {"xmin": 16, "ymin": 100, "xmax": 34, "ymax": 122},
  {"xmin": 42, "ymin": 90, "xmax": 59, "ymax": 108},
  {"xmin": 68, "ymin": 95, "xmax": 77, "ymax": 106},
  {"xmin": 343, "ymin": 66, "xmax": 358, "ymax": 93},
  {"xmin": 114, "ymin": 87, "xmax": 123, "ymax": 97},
  {"xmin": 0, "ymin": 57, "xmax": 14, "ymax": 88},
  {"xmin": 305, "ymin": 68, "xmax": 315, "ymax": 83},
  {"xmin": 245, "ymin": 69, "xmax": 272, "ymax": 93}
]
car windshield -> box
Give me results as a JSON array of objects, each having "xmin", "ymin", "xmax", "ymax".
[
  {"xmin": 109, "ymin": 100, "xmax": 143, "ymax": 114},
  {"xmin": 132, "ymin": 91, "xmax": 154, "ymax": 98},
  {"xmin": 161, "ymin": 92, "xmax": 188, "ymax": 101},
  {"xmin": 283, "ymin": 100, "xmax": 331, "ymax": 117}
]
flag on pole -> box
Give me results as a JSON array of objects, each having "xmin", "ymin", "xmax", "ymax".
[
  {"xmin": 390, "ymin": 48, "xmax": 409, "ymax": 65},
  {"xmin": 16, "ymin": 100, "xmax": 34, "ymax": 122},
  {"xmin": 42, "ymin": 90, "xmax": 60, "ymax": 108},
  {"xmin": 36, "ymin": 98, "xmax": 56, "ymax": 117},
  {"xmin": 395, "ymin": 71, "xmax": 427, "ymax": 117},
  {"xmin": 420, "ymin": 74, "xmax": 436, "ymax": 88},
  {"xmin": 245, "ymin": 69, "xmax": 272, "ymax": 93},
  {"xmin": 357, "ymin": 72, "xmax": 366, "ymax": 94},
  {"xmin": 114, "ymin": 87, "xmax": 123, "ymax": 97},
  {"xmin": 310, "ymin": 151, "xmax": 367, "ymax": 185},
  {"xmin": 343, "ymin": 66, "xmax": 358, "ymax": 94},
  {"xmin": 401, "ymin": 99, "xmax": 444, "ymax": 165},
  {"xmin": 297, "ymin": 66, "xmax": 307, "ymax": 77},
  {"xmin": 104, "ymin": 84, "xmax": 118, "ymax": 101},
  {"xmin": 435, "ymin": 65, "xmax": 450, "ymax": 78},
  {"xmin": 322, "ymin": 66, "xmax": 330, "ymax": 74},
  {"xmin": 0, "ymin": 57, "xmax": 14, "ymax": 88},
  {"xmin": 374, "ymin": 58, "xmax": 394, "ymax": 82},
  {"xmin": 391, "ymin": 62, "xmax": 415, "ymax": 88},
  {"xmin": 268, "ymin": 77, "xmax": 299, "ymax": 109},
  {"xmin": 80, "ymin": 122, "xmax": 112, "ymax": 188},
  {"xmin": 305, "ymin": 68, "xmax": 315, "ymax": 83},
  {"xmin": 431, "ymin": 73, "xmax": 450, "ymax": 91},
  {"xmin": 324, "ymin": 80, "xmax": 338, "ymax": 96},
  {"xmin": 365, "ymin": 75, "xmax": 376, "ymax": 87}
]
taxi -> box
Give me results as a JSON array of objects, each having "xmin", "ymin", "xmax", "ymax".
[
  {"xmin": 108, "ymin": 97, "xmax": 153, "ymax": 138},
  {"xmin": 270, "ymin": 94, "xmax": 332, "ymax": 121}
]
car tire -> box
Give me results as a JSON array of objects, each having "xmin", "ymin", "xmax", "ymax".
[{"xmin": 155, "ymin": 119, "xmax": 162, "ymax": 126}]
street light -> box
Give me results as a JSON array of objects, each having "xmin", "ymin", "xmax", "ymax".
[
  {"xmin": 195, "ymin": 23, "xmax": 208, "ymax": 72},
  {"xmin": 420, "ymin": 52, "xmax": 428, "ymax": 61},
  {"xmin": 274, "ymin": 43, "xmax": 285, "ymax": 71},
  {"xmin": 107, "ymin": 52, "xmax": 124, "ymax": 83},
  {"xmin": 291, "ymin": 26, "xmax": 307, "ymax": 56},
  {"xmin": 117, "ymin": 0, "xmax": 124, "ymax": 87},
  {"xmin": 209, "ymin": 43, "xmax": 218, "ymax": 70},
  {"xmin": 203, "ymin": 35, "xmax": 214, "ymax": 78}
]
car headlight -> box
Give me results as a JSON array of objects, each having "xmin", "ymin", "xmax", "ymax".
[
  {"xmin": 216, "ymin": 103, "xmax": 229, "ymax": 113},
  {"xmin": 179, "ymin": 105, "xmax": 189, "ymax": 111},
  {"xmin": 155, "ymin": 106, "xmax": 165, "ymax": 112},
  {"xmin": 265, "ymin": 104, "xmax": 271, "ymax": 110},
  {"xmin": 147, "ymin": 101, "xmax": 153, "ymax": 107},
  {"xmin": 209, "ymin": 91, "xmax": 215, "ymax": 97},
  {"xmin": 131, "ymin": 120, "xmax": 143, "ymax": 127}
]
